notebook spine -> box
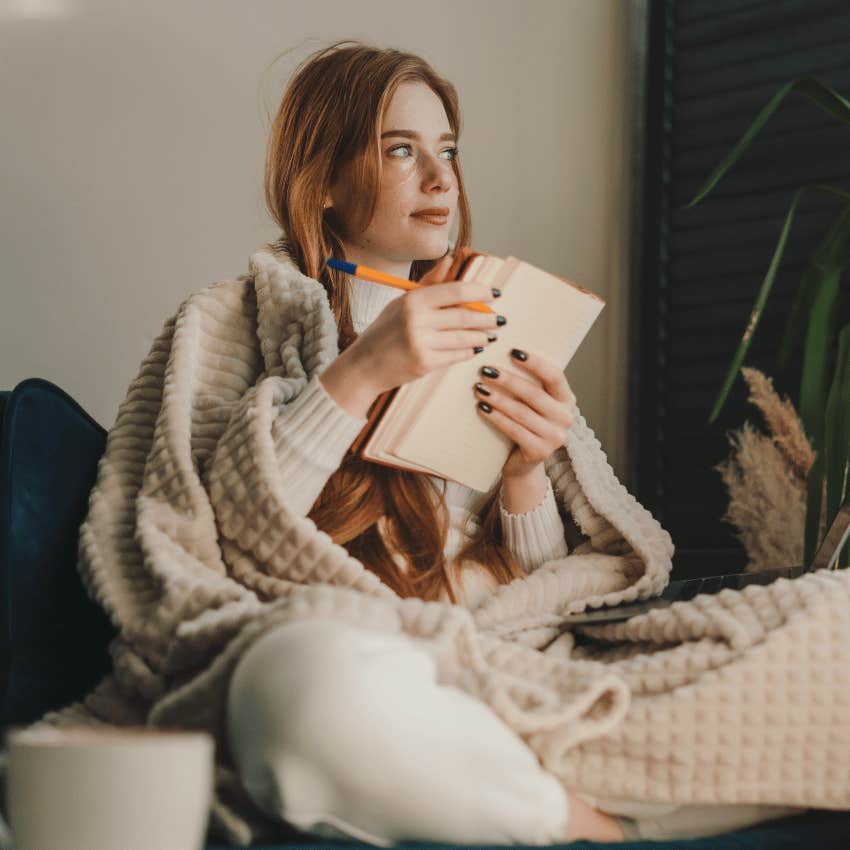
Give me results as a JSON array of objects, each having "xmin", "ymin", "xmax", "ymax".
[
  {"xmin": 350, "ymin": 248, "xmax": 493, "ymax": 465},
  {"xmin": 348, "ymin": 385, "xmax": 398, "ymax": 457}
]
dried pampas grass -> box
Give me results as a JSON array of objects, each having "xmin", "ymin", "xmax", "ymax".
[
  {"xmin": 714, "ymin": 367, "xmax": 815, "ymax": 572},
  {"xmin": 738, "ymin": 367, "xmax": 814, "ymax": 482}
]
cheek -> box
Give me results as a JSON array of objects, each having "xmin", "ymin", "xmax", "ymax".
[
  {"xmin": 382, "ymin": 163, "xmax": 419, "ymax": 192},
  {"xmin": 397, "ymin": 167, "xmax": 419, "ymax": 187},
  {"xmin": 377, "ymin": 190, "xmax": 414, "ymax": 222},
  {"xmin": 375, "ymin": 168, "xmax": 422, "ymax": 223}
]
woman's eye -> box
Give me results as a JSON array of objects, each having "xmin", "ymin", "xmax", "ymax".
[{"xmin": 387, "ymin": 144, "xmax": 459, "ymax": 161}]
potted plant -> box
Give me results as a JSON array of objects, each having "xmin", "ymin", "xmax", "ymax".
[{"xmin": 684, "ymin": 76, "xmax": 850, "ymax": 568}]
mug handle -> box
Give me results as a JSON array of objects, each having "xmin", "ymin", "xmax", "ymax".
[{"xmin": 0, "ymin": 752, "xmax": 15, "ymax": 848}]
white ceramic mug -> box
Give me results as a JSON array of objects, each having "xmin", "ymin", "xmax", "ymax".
[{"xmin": 0, "ymin": 725, "xmax": 214, "ymax": 850}]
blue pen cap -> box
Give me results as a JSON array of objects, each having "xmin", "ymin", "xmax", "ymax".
[{"xmin": 326, "ymin": 257, "xmax": 357, "ymax": 274}]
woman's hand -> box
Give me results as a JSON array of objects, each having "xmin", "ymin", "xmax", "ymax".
[
  {"xmin": 346, "ymin": 253, "xmax": 502, "ymax": 396},
  {"xmin": 473, "ymin": 347, "xmax": 577, "ymax": 480}
]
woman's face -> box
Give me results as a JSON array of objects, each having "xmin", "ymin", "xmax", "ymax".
[{"xmin": 328, "ymin": 80, "xmax": 460, "ymax": 278}]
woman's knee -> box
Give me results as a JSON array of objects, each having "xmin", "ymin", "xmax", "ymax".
[
  {"xmin": 226, "ymin": 618, "xmax": 432, "ymax": 770},
  {"xmin": 224, "ymin": 617, "xmax": 437, "ymax": 826}
]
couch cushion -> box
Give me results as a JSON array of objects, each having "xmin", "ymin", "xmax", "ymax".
[
  {"xmin": 205, "ymin": 807, "xmax": 850, "ymax": 848},
  {"xmin": 0, "ymin": 377, "xmax": 117, "ymax": 728}
]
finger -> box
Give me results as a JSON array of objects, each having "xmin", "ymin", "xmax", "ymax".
[
  {"xmin": 477, "ymin": 363, "xmax": 573, "ymax": 428},
  {"xmin": 475, "ymin": 400, "xmax": 550, "ymax": 461},
  {"xmin": 428, "ymin": 328, "xmax": 498, "ymax": 351},
  {"xmin": 506, "ymin": 348, "xmax": 575, "ymax": 405},
  {"xmin": 432, "ymin": 345, "xmax": 491, "ymax": 369},
  {"xmin": 475, "ymin": 382, "xmax": 565, "ymax": 443},
  {"xmin": 430, "ymin": 304, "xmax": 502, "ymax": 332},
  {"xmin": 421, "ymin": 278, "xmax": 499, "ymax": 310}
]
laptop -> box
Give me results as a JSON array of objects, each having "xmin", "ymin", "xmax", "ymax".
[{"xmin": 558, "ymin": 497, "xmax": 850, "ymax": 626}]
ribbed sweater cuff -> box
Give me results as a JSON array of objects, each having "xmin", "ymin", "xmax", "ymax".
[
  {"xmin": 271, "ymin": 371, "xmax": 368, "ymax": 516},
  {"xmin": 499, "ymin": 476, "xmax": 570, "ymax": 572}
]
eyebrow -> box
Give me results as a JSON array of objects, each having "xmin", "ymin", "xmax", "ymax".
[{"xmin": 380, "ymin": 129, "xmax": 457, "ymax": 142}]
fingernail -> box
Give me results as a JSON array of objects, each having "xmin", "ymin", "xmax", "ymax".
[
  {"xmin": 473, "ymin": 346, "xmax": 484, "ymax": 354},
  {"xmin": 491, "ymin": 287, "xmax": 501, "ymax": 298},
  {"xmin": 496, "ymin": 315, "xmax": 507, "ymax": 326},
  {"xmin": 487, "ymin": 333, "xmax": 498, "ymax": 343},
  {"xmin": 510, "ymin": 348, "xmax": 527, "ymax": 361},
  {"xmin": 474, "ymin": 382, "xmax": 491, "ymax": 396},
  {"xmin": 481, "ymin": 366, "xmax": 499, "ymax": 378},
  {"xmin": 477, "ymin": 400, "xmax": 492, "ymax": 413}
]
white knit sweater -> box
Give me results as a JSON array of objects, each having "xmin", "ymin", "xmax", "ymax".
[{"xmin": 274, "ymin": 274, "xmax": 569, "ymax": 607}]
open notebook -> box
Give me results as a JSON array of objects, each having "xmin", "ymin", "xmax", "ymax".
[{"xmin": 348, "ymin": 248, "xmax": 605, "ymax": 493}]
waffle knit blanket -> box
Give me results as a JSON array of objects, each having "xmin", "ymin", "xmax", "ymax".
[{"xmin": 26, "ymin": 247, "xmax": 850, "ymax": 845}]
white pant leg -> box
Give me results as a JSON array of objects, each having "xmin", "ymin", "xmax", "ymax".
[
  {"xmin": 615, "ymin": 801, "xmax": 807, "ymax": 841},
  {"xmin": 226, "ymin": 618, "xmax": 569, "ymax": 847},
  {"xmin": 591, "ymin": 795, "xmax": 807, "ymax": 841}
]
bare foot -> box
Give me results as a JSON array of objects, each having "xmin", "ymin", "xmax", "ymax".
[{"xmin": 564, "ymin": 788, "xmax": 625, "ymax": 842}]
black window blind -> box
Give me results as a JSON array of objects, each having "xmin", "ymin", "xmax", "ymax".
[{"xmin": 631, "ymin": 0, "xmax": 850, "ymax": 578}]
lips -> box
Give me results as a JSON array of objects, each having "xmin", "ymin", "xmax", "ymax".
[{"xmin": 411, "ymin": 208, "xmax": 450, "ymax": 225}]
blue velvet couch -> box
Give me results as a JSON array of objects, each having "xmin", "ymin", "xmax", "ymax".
[{"xmin": 2, "ymin": 376, "xmax": 848, "ymax": 849}]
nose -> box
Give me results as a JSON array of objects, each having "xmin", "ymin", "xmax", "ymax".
[{"xmin": 421, "ymin": 151, "xmax": 456, "ymax": 192}]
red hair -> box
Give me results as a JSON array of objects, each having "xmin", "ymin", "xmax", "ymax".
[{"xmin": 262, "ymin": 40, "xmax": 526, "ymax": 602}]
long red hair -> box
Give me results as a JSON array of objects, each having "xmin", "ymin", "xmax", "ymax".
[{"xmin": 262, "ymin": 40, "xmax": 527, "ymax": 603}]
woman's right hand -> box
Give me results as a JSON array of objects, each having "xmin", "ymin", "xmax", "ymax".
[{"xmin": 347, "ymin": 253, "xmax": 504, "ymax": 396}]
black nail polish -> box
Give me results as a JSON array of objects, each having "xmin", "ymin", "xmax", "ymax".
[
  {"xmin": 473, "ymin": 346, "xmax": 484, "ymax": 354},
  {"xmin": 474, "ymin": 382, "xmax": 491, "ymax": 396},
  {"xmin": 491, "ymin": 288, "xmax": 501, "ymax": 298},
  {"xmin": 487, "ymin": 333, "xmax": 498, "ymax": 342},
  {"xmin": 477, "ymin": 400, "xmax": 492, "ymax": 413},
  {"xmin": 481, "ymin": 366, "xmax": 499, "ymax": 379},
  {"xmin": 496, "ymin": 315, "xmax": 507, "ymax": 326},
  {"xmin": 510, "ymin": 348, "xmax": 527, "ymax": 361}
]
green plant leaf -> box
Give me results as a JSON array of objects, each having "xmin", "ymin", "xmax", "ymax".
[
  {"xmin": 778, "ymin": 187, "xmax": 850, "ymax": 368},
  {"xmin": 805, "ymin": 451, "xmax": 825, "ymax": 567},
  {"xmin": 797, "ymin": 207, "xmax": 850, "ymax": 566},
  {"xmin": 811, "ymin": 199, "xmax": 850, "ymax": 270},
  {"xmin": 798, "ymin": 270, "xmax": 841, "ymax": 566},
  {"xmin": 796, "ymin": 202, "xmax": 850, "ymax": 439},
  {"xmin": 683, "ymin": 77, "xmax": 850, "ymax": 210},
  {"xmin": 709, "ymin": 198, "xmax": 850, "ymax": 428},
  {"xmin": 824, "ymin": 323, "xmax": 850, "ymax": 532},
  {"xmin": 707, "ymin": 191, "xmax": 850, "ymax": 424},
  {"xmin": 799, "ymin": 265, "xmax": 841, "ymax": 455},
  {"xmin": 706, "ymin": 191, "xmax": 800, "ymax": 424},
  {"xmin": 778, "ymin": 264, "xmax": 821, "ymax": 370}
]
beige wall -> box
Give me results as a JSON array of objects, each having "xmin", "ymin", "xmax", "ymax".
[{"xmin": 0, "ymin": 0, "xmax": 633, "ymax": 479}]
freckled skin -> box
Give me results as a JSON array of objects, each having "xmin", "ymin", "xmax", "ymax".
[{"xmin": 325, "ymin": 80, "xmax": 459, "ymax": 281}]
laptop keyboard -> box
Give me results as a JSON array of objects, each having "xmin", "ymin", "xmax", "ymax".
[
  {"xmin": 558, "ymin": 565, "xmax": 811, "ymax": 626},
  {"xmin": 667, "ymin": 566, "xmax": 806, "ymax": 602}
]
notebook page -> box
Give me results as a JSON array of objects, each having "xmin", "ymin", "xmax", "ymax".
[
  {"xmin": 362, "ymin": 371, "xmax": 445, "ymax": 473},
  {"xmin": 392, "ymin": 258, "xmax": 605, "ymax": 492},
  {"xmin": 362, "ymin": 255, "xmax": 508, "ymax": 474}
]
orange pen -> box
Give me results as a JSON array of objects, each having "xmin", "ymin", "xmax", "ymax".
[{"xmin": 325, "ymin": 257, "xmax": 495, "ymax": 315}]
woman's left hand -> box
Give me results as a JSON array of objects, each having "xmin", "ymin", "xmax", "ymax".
[{"xmin": 473, "ymin": 347, "xmax": 577, "ymax": 480}]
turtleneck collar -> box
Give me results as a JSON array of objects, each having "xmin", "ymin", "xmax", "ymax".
[{"xmin": 349, "ymin": 276, "xmax": 405, "ymax": 335}]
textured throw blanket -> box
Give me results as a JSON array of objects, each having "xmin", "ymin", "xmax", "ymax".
[{"xmin": 26, "ymin": 246, "xmax": 850, "ymax": 845}]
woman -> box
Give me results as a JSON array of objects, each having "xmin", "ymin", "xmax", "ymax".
[{"xmin": 226, "ymin": 39, "xmax": 799, "ymax": 846}]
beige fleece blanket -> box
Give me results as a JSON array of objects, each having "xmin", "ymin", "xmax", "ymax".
[{"xmin": 22, "ymin": 246, "xmax": 850, "ymax": 845}]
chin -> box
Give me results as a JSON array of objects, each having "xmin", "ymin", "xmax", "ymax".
[{"xmin": 412, "ymin": 237, "xmax": 451, "ymax": 260}]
